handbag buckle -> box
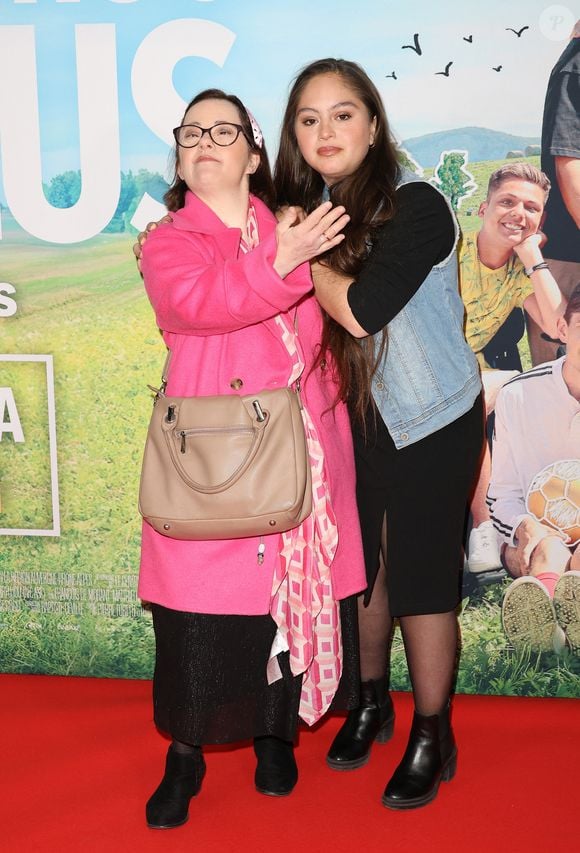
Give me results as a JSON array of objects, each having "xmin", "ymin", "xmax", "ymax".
[{"xmin": 147, "ymin": 379, "xmax": 167, "ymax": 405}]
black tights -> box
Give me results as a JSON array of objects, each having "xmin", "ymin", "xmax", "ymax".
[{"xmin": 359, "ymin": 525, "xmax": 457, "ymax": 716}]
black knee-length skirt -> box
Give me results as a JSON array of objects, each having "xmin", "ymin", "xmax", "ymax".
[
  {"xmin": 150, "ymin": 595, "xmax": 359, "ymax": 746},
  {"xmin": 353, "ymin": 394, "xmax": 484, "ymax": 617}
]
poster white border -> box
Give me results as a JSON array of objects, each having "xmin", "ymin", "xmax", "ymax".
[{"xmin": 0, "ymin": 354, "xmax": 60, "ymax": 536}]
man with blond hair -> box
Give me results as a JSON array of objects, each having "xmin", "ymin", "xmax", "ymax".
[{"xmin": 460, "ymin": 162, "xmax": 566, "ymax": 574}]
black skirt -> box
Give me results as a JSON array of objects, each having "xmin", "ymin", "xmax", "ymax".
[
  {"xmin": 353, "ymin": 394, "xmax": 484, "ymax": 616},
  {"xmin": 151, "ymin": 595, "xmax": 359, "ymax": 746}
]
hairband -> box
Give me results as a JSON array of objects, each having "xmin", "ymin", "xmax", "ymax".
[{"xmin": 246, "ymin": 109, "xmax": 263, "ymax": 149}]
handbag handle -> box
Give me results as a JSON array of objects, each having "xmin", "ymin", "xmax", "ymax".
[{"xmin": 162, "ymin": 412, "xmax": 267, "ymax": 494}]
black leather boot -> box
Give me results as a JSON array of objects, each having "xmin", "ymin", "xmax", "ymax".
[
  {"xmin": 146, "ymin": 744, "xmax": 206, "ymax": 829},
  {"xmin": 254, "ymin": 736, "xmax": 298, "ymax": 796},
  {"xmin": 382, "ymin": 703, "xmax": 457, "ymax": 810},
  {"xmin": 326, "ymin": 679, "xmax": 395, "ymax": 770}
]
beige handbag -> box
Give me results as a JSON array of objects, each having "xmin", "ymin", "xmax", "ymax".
[{"xmin": 138, "ymin": 359, "xmax": 312, "ymax": 541}]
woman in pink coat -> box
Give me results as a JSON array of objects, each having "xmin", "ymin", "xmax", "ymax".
[{"xmin": 138, "ymin": 89, "xmax": 366, "ymax": 830}]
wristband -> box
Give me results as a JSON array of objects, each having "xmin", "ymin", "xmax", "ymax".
[{"xmin": 524, "ymin": 261, "xmax": 549, "ymax": 277}]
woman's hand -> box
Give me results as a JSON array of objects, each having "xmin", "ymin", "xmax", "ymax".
[
  {"xmin": 273, "ymin": 201, "xmax": 349, "ymax": 278},
  {"xmin": 132, "ymin": 215, "xmax": 173, "ymax": 273}
]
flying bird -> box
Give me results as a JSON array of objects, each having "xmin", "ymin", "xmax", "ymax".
[
  {"xmin": 435, "ymin": 62, "xmax": 453, "ymax": 77},
  {"xmin": 385, "ymin": 72, "xmax": 397, "ymax": 80},
  {"xmin": 463, "ymin": 35, "xmax": 473, "ymax": 43},
  {"xmin": 492, "ymin": 65, "xmax": 503, "ymax": 72},
  {"xmin": 506, "ymin": 26, "xmax": 529, "ymax": 37},
  {"xmin": 402, "ymin": 33, "xmax": 422, "ymax": 55}
]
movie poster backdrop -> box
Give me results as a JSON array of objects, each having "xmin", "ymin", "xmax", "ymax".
[{"xmin": 1, "ymin": 0, "xmax": 578, "ymax": 697}]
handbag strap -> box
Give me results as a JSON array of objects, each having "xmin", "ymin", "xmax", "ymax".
[
  {"xmin": 147, "ymin": 348, "xmax": 171, "ymax": 402},
  {"xmin": 149, "ymin": 311, "xmax": 300, "ymax": 402}
]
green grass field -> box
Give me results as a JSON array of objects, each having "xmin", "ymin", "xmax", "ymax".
[
  {"xmin": 0, "ymin": 156, "xmax": 578, "ymax": 695},
  {"xmin": 1, "ymin": 226, "xmax": 161, "ymax": 677}
]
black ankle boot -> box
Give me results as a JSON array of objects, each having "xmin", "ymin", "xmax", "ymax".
[
  {"xmin": 382, "ymin": 703, "xmax": 457, "ymax": 810},
  {"xmin": 254, "ymin": 736, "xmax": 298, "ymax": 796},
  {"xmin": 326, "ymin": 679, "xmax": 395, "ymax": 770},
  {"xmin": 146, "ymin": 744, "xmax": 206, "ymax": 829}
]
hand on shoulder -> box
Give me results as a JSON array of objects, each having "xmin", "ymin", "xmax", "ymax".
[{"xmin": 132, "ymin": 215, "xmax": 173, "ymax": 273}]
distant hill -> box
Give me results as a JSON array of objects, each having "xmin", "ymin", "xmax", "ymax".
[{"xmin": 401, "ymin": 127, "xmax": 540, "ymax": 168}]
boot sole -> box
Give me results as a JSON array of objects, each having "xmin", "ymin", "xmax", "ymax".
[
  {"xmin": 147, "ymin": 815, "xmax": 189, "ymax": 830},
  {"xmin": 381, "ymin": 750, "xmax": 457, "ymax": 810},
  {"xmin": 255, "ymin": 783, "xmax": 296, "ymax": 797},
  {"xmin": 326, "ymin": 716, "xmax": 395, "ymax": 771}
]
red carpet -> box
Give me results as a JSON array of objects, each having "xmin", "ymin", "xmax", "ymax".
[{"xmin": 2, "ymin": 674, "xmax": 577, "ymax": 852}]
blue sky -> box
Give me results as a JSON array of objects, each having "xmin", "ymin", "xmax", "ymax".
[{"xmin": 0, "ymin": 0, "xmax": 575, "ymax": 181}]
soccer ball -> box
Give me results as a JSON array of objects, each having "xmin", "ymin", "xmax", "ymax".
[{"xmin": 526, "ymin": 459, "xmax": 580, "ymax": 545}]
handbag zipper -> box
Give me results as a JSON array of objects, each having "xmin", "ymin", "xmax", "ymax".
[{"xmin": 178, "ymin": 425, "xmax": 254, "ymax": 454}]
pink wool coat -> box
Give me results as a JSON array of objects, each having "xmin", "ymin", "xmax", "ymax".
[{"xmin": 138, "ymin": 191, "xmax": 365, "ymax": 615}]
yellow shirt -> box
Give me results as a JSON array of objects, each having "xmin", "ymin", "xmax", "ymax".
[{"xmin": 458, "ymin": 230, "xmax": 534, "ymax": 368}]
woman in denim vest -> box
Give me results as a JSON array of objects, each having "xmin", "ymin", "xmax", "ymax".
[{"xmin": 275, "ymin": 58, "xmax": 483, "ymax": 809}]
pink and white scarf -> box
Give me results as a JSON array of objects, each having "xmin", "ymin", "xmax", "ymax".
[{"xmin": 240, "ymin": 204, "xmax": 342, "ymax": 726}]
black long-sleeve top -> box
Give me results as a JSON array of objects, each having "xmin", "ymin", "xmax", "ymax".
[{"xmin": 346, "ymin": 182, "xmax": 455, "ymax": 335}]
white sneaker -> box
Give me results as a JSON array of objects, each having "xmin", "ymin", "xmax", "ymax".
[
  {"xmin": 553, "ymin": 571, "xmax": 580, "ymax": 654},
  {"xmin": 502, "ymin": 576, "xmax": 566, "ymax": 654},
  {"xmin": 467, "ymin": 521, "xmax": 502, "ymax": 573}
]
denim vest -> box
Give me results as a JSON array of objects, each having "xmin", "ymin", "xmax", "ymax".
[{"xmin": 371, "ymin": 172, "xmax": 481, "ymax": 449}]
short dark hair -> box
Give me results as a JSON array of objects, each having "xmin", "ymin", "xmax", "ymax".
[
  {"xmin": 164, "ymin": 89, "xmax": 275, "ymax": 211},
  {"xmin": 564, "ymin": 284, "xmax": 580, "ymax": 323}
]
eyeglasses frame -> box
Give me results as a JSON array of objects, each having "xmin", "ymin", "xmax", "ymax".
[{"xmin": 172, "ymin": 122, "xmax": 253, "ymax": 149}]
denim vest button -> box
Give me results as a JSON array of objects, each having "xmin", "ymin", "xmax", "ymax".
[
  {"xmin": 400, "ymin": 432, "xmax": 409, "ymax": 441},
  {"xmin": 375, "ymin": 381, "xmax": 385, "ymax": 391}
]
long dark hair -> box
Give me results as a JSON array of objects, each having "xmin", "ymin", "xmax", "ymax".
[
  {"xmin": 164, "ymin": 89, "xmax": 276, "ymax": 212},
  {"xmin": 275, "ymin": 59, "xmax": 401, "ymax": 424}
]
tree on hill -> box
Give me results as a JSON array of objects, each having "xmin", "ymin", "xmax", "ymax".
[{"xmin": 430, "ymin": 150, "xmax": 477, "ymax": 211}]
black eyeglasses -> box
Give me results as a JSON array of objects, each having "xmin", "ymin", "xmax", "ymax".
[{"xmin": 173, "ymin": 122, "xmax": 250, "ymax": 148}]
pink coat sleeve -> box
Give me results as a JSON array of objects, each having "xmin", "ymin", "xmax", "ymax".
[{"xmin": 141, "ymin": 225, "xmax": 313, "ymax": 336}]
